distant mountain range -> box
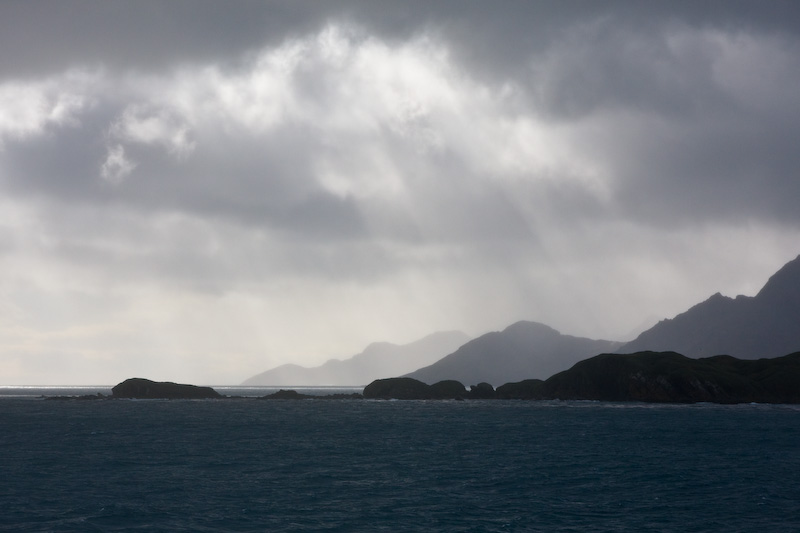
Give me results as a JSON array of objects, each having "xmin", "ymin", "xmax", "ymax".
[
  {"xmin": 241, "ymin": 330, "xmax": 469, "ymax": 386},
  {"xmin": 403, "ymin": 254, "xmax": 800, "ymax": 385},
  {"xmin": 620, "ymin": 254, "xmax": 800, "ymax": 358},
  {"xmin": 404, "ymin": 321, "xmax": 622, "ymax": 386},
  {"xmin": 243, "ymin": 254, "xmax": 800, "ymax": 388}
]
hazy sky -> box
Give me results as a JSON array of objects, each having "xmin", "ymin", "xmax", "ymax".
[{"xmin": 2, "ymin": 1, "xmax": 799, "ymax": 385}]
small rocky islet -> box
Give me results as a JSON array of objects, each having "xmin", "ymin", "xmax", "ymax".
[{"xmin": 48, "ymin": 350, "xmax": 800, "ymax": 404}]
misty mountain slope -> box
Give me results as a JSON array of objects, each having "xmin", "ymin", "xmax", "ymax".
[
  {"xmin": 404, "ymin": 321, "xmax": 622, "ymax": 387},
  {"xmin": 621, "ymin": 254, "xmax": 800, "ymax": 359},
  {"xmin": 242, "ymin": 330, "xmax": 470, "ymax": 386}
]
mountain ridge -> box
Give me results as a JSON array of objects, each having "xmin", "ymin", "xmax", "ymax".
[
  {"xmin": 244, "ymin": 254, "xmax": 800, "ymax": 387},
  {"xmin": 404, "ymin": 320, "xmax": 622, "ymax": 387},
  {"xmin": 620, "ymin": 254, "xmax": 800, "ymax": 358},
  {"xmin": 242, "ymin": 330, "xmax": 469, "ymax": 386}
]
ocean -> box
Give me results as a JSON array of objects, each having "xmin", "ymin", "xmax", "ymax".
[{"xmin": 2, "ymin": 390, "xmax": 799, "ymax": 532}]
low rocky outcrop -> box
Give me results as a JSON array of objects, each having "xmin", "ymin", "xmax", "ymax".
[
  {"xmin": 468, "ymin": 382, "xmax": 497, "ymax": 399},
  {"xmin": 261, "ymin": 389, "xmax": 313, "ymax": 400},
  {"xmin": 45, "ymin": 393, "xmax": 107, "ymax": 401},
  {"xmin": 363, "ymin": 377, "xmax": 497, "ymax": 400},
  {"xmin": 111, "ymin": 378, "xmax": 222, "ymax": 399},
  {"xmin": 430, "ymin": 380, "xmax": 468, "ymax": 399},
  {"xmin": 494, "ymin": 379, "xmax": 543, "ymax": 400},
  {"xmin": 259, "ymin": 389, "xmax": 363, "ymax": 400},
  {"xmin": 363, "ymin": 377, "xmax": 436, "ymax": 399}
]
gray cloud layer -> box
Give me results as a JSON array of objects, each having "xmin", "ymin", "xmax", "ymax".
[{"xmin": 1, "ymin": 1, "xmax": 799, "ymax": 384}]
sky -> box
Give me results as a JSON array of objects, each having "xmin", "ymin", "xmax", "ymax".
[{"xmin": 1, "ymin": 1, "xmax": 799, "ymax": 385}]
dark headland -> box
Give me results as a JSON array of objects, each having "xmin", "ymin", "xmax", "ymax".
[
  {"xmin": 495, "ymin": 351, "xmax": 800, "ymax": 403},
  {"xmin": 363, "ymin": 351, "xmax": 800, "ymax": 404}
]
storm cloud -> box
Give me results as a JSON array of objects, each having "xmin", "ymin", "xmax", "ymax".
[{"xmin": 1, "ymin": 1, "xmax": 799, "ymax": 384}]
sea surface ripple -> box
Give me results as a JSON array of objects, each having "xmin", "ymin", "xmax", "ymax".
[{"xmin": 2, "ymin": 398, "xmax": 799, "ymax": 531}]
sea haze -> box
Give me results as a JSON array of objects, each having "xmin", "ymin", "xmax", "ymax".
[{"xmin": 2, "ymin": 399, "xmax": 799, "ymax": 531}]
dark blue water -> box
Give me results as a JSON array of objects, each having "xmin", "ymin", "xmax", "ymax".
[{"xmin": 2, "ymin": 398, "xmax": 799, "ymax": 532}]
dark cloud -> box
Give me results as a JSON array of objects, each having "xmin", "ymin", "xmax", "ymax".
[
  {"xmin": 5, "ymin": 1, "xmax": 798, "ymax": 79},
  {"xmin": 4, "ymin": 1, "xmax": 800, "ymax": 231},
  {"xmin": 2, "ymin": 1, "xmax": 800, "ymax": 384},
  {"xmin": 612, "ymin": 113, "xmax": 800, "ymax": 227},
  {"xmin": 0, "ymin": 0, "xmax": 324, "ymax": 79}
]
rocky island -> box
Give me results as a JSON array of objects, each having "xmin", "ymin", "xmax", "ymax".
[
  {"xmin": 111, "ymin": 378, "xmax": 222, "ymax": 399},
  {"xmin": 363, "ymin": 377, "xmax": 468, "ymax": 399},
  {"xmin": 259, "ymin": 389, "xmax": 363, "ymax": 400}
]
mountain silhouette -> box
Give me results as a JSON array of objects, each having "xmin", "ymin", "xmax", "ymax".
[
  {"xmin": 404, "ymin": 321, "xmax": 621, "ymax": 387},
  {"xmin": 495, "ymin": 351, "xmax": 800, "ymax": 403},
  {"xmin": 621, "ymin": 254, "xmax": 800, "ymax": 358},
  {"xmin": 242, "ymin": 330, "xmax": 469, "ymax": 386}
]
